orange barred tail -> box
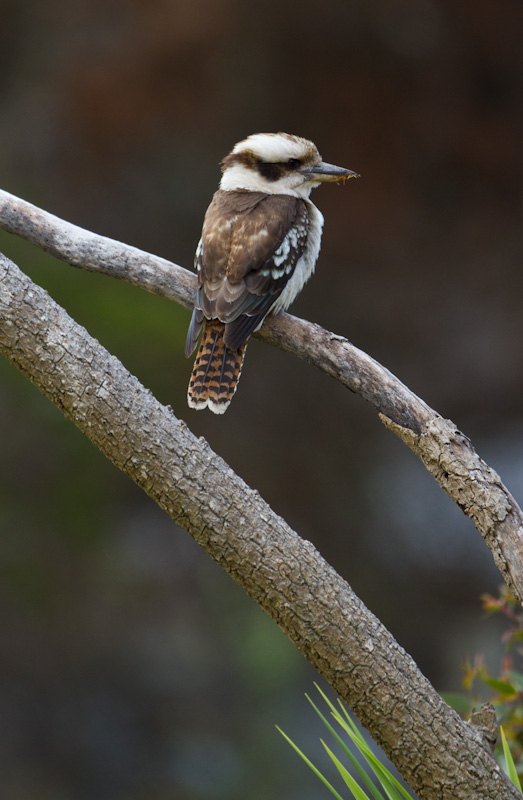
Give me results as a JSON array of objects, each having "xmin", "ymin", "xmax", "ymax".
[{"xmin": 187, "ymin": 319, "xmax": 247, "ymax": 414}]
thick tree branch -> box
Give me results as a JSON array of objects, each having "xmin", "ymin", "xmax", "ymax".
[
  {"xmin": 1, "ymin": 187, "xmax": 522, "ymax": 605},
  {"xmin": 0, "ymin": 251, "xmax": 518, "ymax": 799}
]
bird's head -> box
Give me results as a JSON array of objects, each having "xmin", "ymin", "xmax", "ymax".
[{"xmin": 219, "ymin": 132, "xmax": 359, "ymax": 198}]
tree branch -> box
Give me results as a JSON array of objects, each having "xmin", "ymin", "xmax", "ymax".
[
  {"xmin": 0, "ymin": 250, "xmax": 518, "ymax": 799},
  {"xmin": 1, "ymin": 187, "xmax": 522, "ymax": 605}
]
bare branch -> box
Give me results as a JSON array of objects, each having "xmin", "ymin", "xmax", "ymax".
[
  {"xmin": 0, "ymin": 188, "xmax": 195, "ymax": 307},
  {"xmin": 1, "ymin": 187, "xmax": 522, "ymax": 605},
  {"xmin": 0, "ymin": 189, "xmax": 433, "ymax": 431},
  {"xmin": 0, "ymin": 251, "xmax": 519, "ymax": 799}
]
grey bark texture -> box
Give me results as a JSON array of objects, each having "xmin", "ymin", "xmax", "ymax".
[{"xmin": 1, "ymin": 187, "xmax": 523, "ymax": 605}]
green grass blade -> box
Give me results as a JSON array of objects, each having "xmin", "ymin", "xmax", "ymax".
[
  {"xmin": 346, "ymin": 737, "xmax": 413, "ymax": 800},
  {"xmin": 331, "ymin": 712, "xmax": 415, "ymax": 800},
  {"xmin": 314, "ymin": 686, "xmax": 414, "ymax": 800},
  {"xmin": 322, "ymin": 740, "xmax": 374, "ymax": 800},
  {"xmin": 500, "ymin": 726, "xmax": 522, "ymax": 791},
  {"xmin": 314, "ymin": 683, "xmax": 344, "ymax": 716},
  {"xmin": 306, "ymin": 694, "xmax": 386, "ymax": 800},
  {"xmin": 276, "ymin": 726, "xmax": 345, "ymax": 800},
  {"xmin": 281, "ymin": 685, "xmax": 417, "ymax": 800}
]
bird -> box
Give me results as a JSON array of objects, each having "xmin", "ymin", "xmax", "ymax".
[{"xmin": 185, "ymin": 132, "xmax": 359, "ymax": 413}]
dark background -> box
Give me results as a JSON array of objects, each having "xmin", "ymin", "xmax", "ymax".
[{"xmin": 0, "ymin": 1, "xmax": 521, "ymax": 798}]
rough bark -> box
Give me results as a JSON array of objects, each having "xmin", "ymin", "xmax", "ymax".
[
  {"xmin": 1, "ymin": 187, "xmax": 523, "ymax": 604},
  {"xmin": 0, "ymin": 251, "xmax": 519, "ymax": 799}
]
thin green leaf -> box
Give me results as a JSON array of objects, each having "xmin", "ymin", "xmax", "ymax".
[
  {"xmin": 324, "ymin": 693, "xmax": 415, "ymax": 800},
  {"xmin": 322, "ymin": 740, "xmax": 373, "ymax": 800},
  {"xmin": 483, "ymin": 678, "xmax": 516, "ymax": 695},
  {"xmin": 306, "ymin": 693, "xmax": 386, "ymax": 800},
  {"xmin": 500, "ymin": 726, "xmax": 522, "ymax": 792},
  {"xmin": 356, "ymin": 744, "xmax": 414, "ymax": 800},
  {"xmin": 283, "ymin": 686, "xmax": 416, "ymax": 800},
  {"xmin": 314, "ymin": 683, "xmax": 342, "ymax": 716},
  {"xmin": 276, "ymin": 726, "xmax": 345, "ymax": 800},
  {"xmin": 336, "ymin": 698, "xmax": 362, "ymax": 734},
  {"xmin": 507, "ymin": 671, "xmax": 523, "ymax": 693},
  {"xmin": 330, "ymin": 714, "xmax": 414, "ymax": 800}
]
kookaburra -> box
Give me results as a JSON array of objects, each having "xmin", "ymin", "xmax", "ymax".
[{"xmin": 185, "ymin": 132, "xmax": 359, "ymax": 413}]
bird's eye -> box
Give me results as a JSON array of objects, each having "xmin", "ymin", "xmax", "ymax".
[{"xmin": 286, "ymin": 158, "xmax": 301, "ymax": 170}]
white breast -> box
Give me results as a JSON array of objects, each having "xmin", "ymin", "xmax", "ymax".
[{"xmin": 270, "ymin": 200, "xmax": 324, "ymax": 315}]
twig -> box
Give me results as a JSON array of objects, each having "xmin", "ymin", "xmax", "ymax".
[
  {"xmin": 1, "ymin": 187, "xmax": 522, "ymax": 603},
  {"xmin": 0, "ymin": 187, "xmax": 437, "ymax": 431}
]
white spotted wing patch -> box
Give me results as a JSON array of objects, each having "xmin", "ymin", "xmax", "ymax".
[
  {"xmin": 271, "ymin": 200, "xmax": 324, "ymax": 314},
  {"xmin": 266, "ymin": 211, "xmax": 309, "ymax": 281},
  {"xmin": 271, "ymin": 225, "xmax": 303, "ymax": 276},
  {"xmin": 194, "ymin": 238, "xmax": 203, "ymax": 273},
  {"xmin": 222, "ymin": 201, "xmax": 311, "ymax": 350},
  {"xmin": 240, "ymin": 200, "xmax": 310, "ymax": 302}
]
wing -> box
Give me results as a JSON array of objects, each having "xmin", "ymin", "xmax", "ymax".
[{"xmin": 196, "ymin": 190, "xmax": 309, "ymax": 351}]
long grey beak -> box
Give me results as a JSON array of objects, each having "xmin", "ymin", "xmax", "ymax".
[{"xmin": 302, "ymin": 162, "xmax": 360, "ymax": 182}]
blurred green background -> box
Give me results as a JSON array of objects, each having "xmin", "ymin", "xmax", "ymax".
[{"xmin": 0, "ymin": 1, "xmax": 521, "ymax": 798}]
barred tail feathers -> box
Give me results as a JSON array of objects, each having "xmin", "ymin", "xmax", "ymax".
[{"xmin": 187, "ymin": 319, "xmax": 247, "ymax": 414}]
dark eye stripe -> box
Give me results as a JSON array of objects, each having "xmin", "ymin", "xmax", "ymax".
[
  {"xmin": 256, "ymin": 161, "xmax": 284, "ymax": 182},
  {"xmin": 256, "ymin": 158, "xmax": 302, "ymax": 182}
]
